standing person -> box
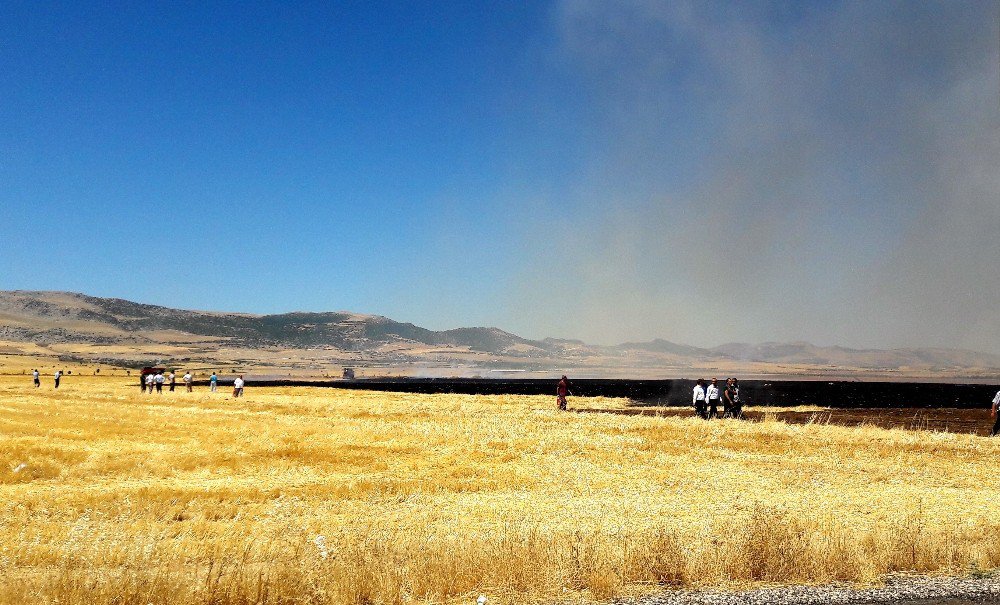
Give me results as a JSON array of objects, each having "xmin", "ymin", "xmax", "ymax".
[
  {"xmin": 140, "ymin": 372, "xmax": 147, "ymax": 393},
  {"xmin": 233, "ymin": 375, "xmax": 244, "ymax": 398},
  {"xmin": 210, "ymin": 372, "xmax": 218, "ymax": 392},
  {"xmin": 706, "ymin": 378, "xmax": 721, "ymax": 419},
  {"xmin": 991, "ymin": 388, "xmax": 1000, "ymax": 436},
  {"xmin": 154, "ymin": 371, "xmax": 164, "ymax": 394},
  {"xmin": 168, "ymin": 371, "xmax": 176, "ymax": 392},
  {"xmin": 183, "ymin": 371, "xmax": 193, "ymax": 392},
  {"xmin": 32, "ymin": 369, "xmax": 40, "ymax": 388},
  {"xmin": 145, "ymin": 373, "xmax": 154, "ymax": 394},
  {"xmin": 54, "ymin": 370, "xmax": 62, "ymax": 389},
  {"xmin": 722, "ymin": 378, "xmax": 734, "ymax": 417},
  {"xmin": 556, "ymin": 375, "xmax": 573, "ymax": 411},
  {"xmin": 726, "ymin": 378, "xmax": 743, "ymax": 419},
  {"xmin": 693, "ymin": 379, "xmax": 707, "ymax": 419}
]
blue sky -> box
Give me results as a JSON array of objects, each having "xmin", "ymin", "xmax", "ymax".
[{"xmin": 2, "ymin": 1, "xmax": 999, "ymax": 353}]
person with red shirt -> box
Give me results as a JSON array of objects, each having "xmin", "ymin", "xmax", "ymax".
[{"xmin": 556, "ymin": 376, "xmax": 573, "ymax": 411}]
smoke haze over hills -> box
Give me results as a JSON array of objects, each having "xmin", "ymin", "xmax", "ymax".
[
  {"xmin": 1, "ymin": 2, "xmax": 997, "ymax": 355},
  {"xmin": 1, "ymin": 291, "xmax": 999, "ymax": 377}
]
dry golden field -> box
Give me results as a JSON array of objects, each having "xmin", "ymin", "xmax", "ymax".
[{"xmin": 1, "ymin": 375, "xmax": 999, "ymax": 605}]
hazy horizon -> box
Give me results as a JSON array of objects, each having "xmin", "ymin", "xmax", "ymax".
[
  {"xmin": 2, "ymin": 2, "xmax": 998, "ymax": 354},
  {"xmin": 6, "ymin": 288, "xmax": 1000, "ymax": 358}
]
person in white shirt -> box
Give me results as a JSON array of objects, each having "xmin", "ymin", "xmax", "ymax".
[
  {"xmin": 168, "ymin": 371, "xmax": 176, "ymax": 392},
  {"xmin": 706, "ymin": 378, "xmax": 721, "ymax": 419},
  {"xmin": 154, "ymin": 372, "xmax": 165, "ymax": 394},
  {"xmin": 54, "ymin": 370, "xmax": 62, "ymax": 389},
  {"xmin": 692, "ymin": 379, "xmax": 707, "ymax": 419},
  {"xmin": 145, "ymin": 373, "xmax": 154, "ymax": 394},
  {"xmin": 32, "ymin": 369, "xmax": 40, "ymax": 388},
  {"xmin": 233, "ymin": 375, "xmax": 244, "ymax": 398},
  {"xmin": 183, "ymin": 372, "xmax": 193, "ymax": 392},
  {"xmin": 991, "ymin": 390, "xmax": 1000, "ymax": 436}
]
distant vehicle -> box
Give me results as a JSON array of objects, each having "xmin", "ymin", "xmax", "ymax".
[{"xmin": 342, "ymin": 368, "xmax": 355, "ymax": 380}]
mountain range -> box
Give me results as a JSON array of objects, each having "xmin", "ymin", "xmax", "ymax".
[{"xmin": 1, "ymin": 290, "xmax": 999, "ymax": 377}]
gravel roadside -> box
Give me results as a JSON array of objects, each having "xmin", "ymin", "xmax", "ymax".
[{"xmin": 626, "ymin": 574, "xmax": 1000, "ymax": 605}]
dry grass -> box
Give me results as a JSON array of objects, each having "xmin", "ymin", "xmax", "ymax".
[{"xmin": 1, "ymin": 375, "xmax": 999, "ymax": 605}]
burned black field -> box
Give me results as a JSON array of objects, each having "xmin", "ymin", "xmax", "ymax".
[{"xmin": 235, "ymin": 377, "xmax": 1000, "ymax": 436}]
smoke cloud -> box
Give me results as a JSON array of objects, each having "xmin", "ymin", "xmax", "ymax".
[{"xmin": 509, "ymin": 1, "xmax": 1000, "ymax": 354}]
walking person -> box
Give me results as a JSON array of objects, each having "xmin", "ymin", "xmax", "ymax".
[
  {"xmin": 145, "ymin": 373, "xmax": 154, "ymax": 394},
  {"xmin": 722, "ymin": 378, "xmax": 733, "ymax": 417},
  {"xmin": 726, "ymin": 378, "xmax": 743, "ymax": 419},
  {"xmin": 183, "ymin": 371, "xmax": 193, "ymax": 392},
  {"xmin": 991, "ymin": 388, "xmax": 1000, "ymax": 436},
  {"xmin": 54, "ymin": 370, "xmax": 62, "ymax": 389},
  {"xmin": 693, "ymin": 379, "xmax": 708, "ymax": 419},
  {"xmin": 168, "ymin": 371, "xmax": 176, "ymax": 392},
  {"xmin": 706, "ymin": 378, "xmax": 721, "ymax": 419},
  {"xmin": 233, "ymin": 375, "xmax": 244, "ymax": 398},
  {"xmin": 32, "ymin": 369, "xmax": 40, "ymax": 388},
  {"xmin": 154, "ymin": 371, "xmax": 164, "ymax": 394},
  {"xmin": 140, "ymin": 373, "xmax": 147, "ymax": 393},
  {"xmin": 210, "ymin": 372, "xmax": 218, "ymax": 392},
  {"xmin": 556, "ymin": 375, "xmax": 573, "ymax": 411}
]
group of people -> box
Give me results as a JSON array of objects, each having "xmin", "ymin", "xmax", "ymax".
[
  {"xmin": 27, "ymin": 368, "xmax": 244, "ymax": 397},
  {"xmin": 692, "ymin": 378, "xmax": 742, "ymax": 419},
  {"xmin": 139, "ymin": 371, "xmax": 245, "ymax": 397},
  {"xmin": 555, "ymin": 375, "xmax": 744, "ymax": 419},
  {"xmin": 31, "ymin": 369, "xmax": 60, "ymax": 388},
  {"xmin": 141, "ymin": 370, "xmax": 199, "ymax": 393}
]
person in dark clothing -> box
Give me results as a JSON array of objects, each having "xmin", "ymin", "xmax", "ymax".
[
  {"xmin": 556, "ymin": 376, "xmax": 573, "ymax": 411},
  {"xmin": 991, "ymin": 389, "xmax": 1000, "ymax": 436},
  {"xmin": 169, "ymin": 371, "xmax": 176, "ymax": 392},
  {"xmin": 722, "ymin": 378, "xmax": 733, "ymax": 417},
  {"xmin": 725, "ymin": 378, "xmax": 743, "ymax": 419}
]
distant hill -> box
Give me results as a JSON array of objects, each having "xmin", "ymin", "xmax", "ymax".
[
  {"xmin": 711, "ymin": 341, "xmax": 1000, "ymax": 369},
  {"xmin": 619, "ymin": 338, "xmax": 712, "ymax": 358},
  {"xmin": 0, "ymin": 291, "xmax": 546, "ymax": 354},
  {"xmin": 1, "ymin": 290, "xmax": 998, "ymax": 374}
]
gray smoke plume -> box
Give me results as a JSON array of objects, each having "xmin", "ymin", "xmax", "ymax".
[{"xmin": 510, "ymin": 0, "xmax": 1000, "ymax": 354}]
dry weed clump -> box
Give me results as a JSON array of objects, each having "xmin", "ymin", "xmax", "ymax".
[{"xmin": 0, "ymin": 375, "xmax": 998, "ymax": 605}]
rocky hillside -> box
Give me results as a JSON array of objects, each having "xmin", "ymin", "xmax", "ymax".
[
  {"xmin": 1, "ymin": 291, "xmax": 998, "ymax": 372},
  {"xmin": 0, "ymin": 291, "xmax": 547, "ymax": 354}
]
